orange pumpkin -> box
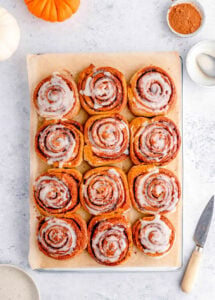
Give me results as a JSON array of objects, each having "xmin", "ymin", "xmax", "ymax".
[{"xmin": 24, "ymin": 0, "xmax": 80, "ymax": 22}]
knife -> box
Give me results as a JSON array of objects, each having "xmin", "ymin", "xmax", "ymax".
[{"xmin": 181, "ymin": 195, "xmax": 214, "ymax": 293}]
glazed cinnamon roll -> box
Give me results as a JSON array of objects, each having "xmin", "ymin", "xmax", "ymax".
[
  {"xmin": 35, "ymin": 120, "xmax": 83, "ymax": 168},
  {"xmin": 80, "ymin": 167, "xmax": 130, "ymax": 215},
  {"xmin": 34, "ymin": 169, "xmax": 82, "ymax": 217},
  {"xmin": 37, "ymin": 215, "xmax": 87, "ymax": 260},
  {"xmin": 78, "ymin": 64, "xmax": 127, "ymax": 115},
  {"xmin": 84, "ymin": 114, "xmax": 129, "ymax": 166},
  {"xmin": 88, "ymin": 215, "xmax": 132, "ymax": 266},
  {"xmin": 130, "ymin": 117, "xmax": 181, "ymax": 165},
  {"xmin": 128, "ymin": 165, "xmax": 181, "ymax": 214},
  {"xmin": 128, "ymin": 66, "xmax": 175, "ymax": 117},
  {"xmin": 33, "ymin": 73, "xmax": 80, "ymax": 119},
  {"xmin": 132, "ymin": 215, "xmax": 175, "ymax": 257}
]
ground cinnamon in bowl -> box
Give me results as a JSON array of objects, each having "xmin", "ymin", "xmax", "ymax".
[{"xmin": 168, "ymin": 2, "xmax": 203, "ymax": 35}]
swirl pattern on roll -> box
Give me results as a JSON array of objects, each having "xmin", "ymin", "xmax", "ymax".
[
  {"xmin": 80, "ymin": 167, "xmax": 130, "ymax": 215},
  {"xmin": 88, "ymin": 215, "xmax": 132, "ymax": 266},
  {"xmin": 34, "ymin": 169, "xmax": 81, "ymax": 217},
  {"xmin": 84, "ymin": 114, "xmax": 129, "ymax": 166},
  {"xmin": 128, "ymin": 66, "xmax": 175, "ymax": 117},
  {"xmin": 37, "ymin": 215, "xmax": 87, "ymax": 260},
  {"xmin": 35, "ymin": 120, "xmax": 83, "ymax": 167},
  {"xmin": 129, "ymin": 166, "xmax": 180, "ymax": 214},
  {"xmin": 33, "ymin": 73, "xmax": 80, "ymax": 119},
  {"xmin": 78, "ymin": 64, "xmax": 127, "ymax": 115},
  {"xmin": 130, "ymin": 117, "xmax": 181, "ymax": 165},
  {"xmin": 132, "ymin": 215, "xmax": 175, "ymax": 257}
]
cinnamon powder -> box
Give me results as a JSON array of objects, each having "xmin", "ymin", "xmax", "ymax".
[{"xmin": 168, "ymin": 3, "xmax": 202, "ymax": 34}]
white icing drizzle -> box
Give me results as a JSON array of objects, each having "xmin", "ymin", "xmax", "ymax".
[
  {"xmin": 92, "ymin": 223, "xmax": 128, "ymax": 263},
  {"xmin": 108, "ymin": 168, "xmax": 121, "ymax": 177},
  {"xmin": 88, "ymin": 116, "xmax": 129, "ymax": 158},
  {"xmin": 37, "ymin": 74, "xmax": 75, "ymax": 118},
  {"xmin": 139, "ymin": 215, "xmax": 172, "ymax": 254},
  {"xmin": 38, "ymin": 218, "xmax": 77, "ymax": 257},
  {"xmin": 135, "ymin": 71, "xmax": 172, "ymax": 113},
  {"xmin": 34, "ymin": 175, "xmax": 71, "ymax": 210},
  {"xmin": 135, "ymin": 169, "xmax": 179, "ymax": 213},
  {"xmin": 80, "ymin": 76, "xmax": 92, "ymax": 97},
  {"xmin": 104, "ymin": 71, "xmax": 112, "ymax": 77},
  {"xmin": 82, "ymin": 168, "xmax": 126, "ymax": 215},
  {"xmin": 38, "ymin": 124, "xmax": 77, "ymax": 165},
  {"xmin": 80, "ymin": 70, "xmax": 121, "ymax": 111},
  {"xmin": 135, "ymin": 119, "xmax": 179, "ymax": 163}
]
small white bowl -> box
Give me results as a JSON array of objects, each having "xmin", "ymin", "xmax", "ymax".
[
  {"xmin": 186, "ymin": 40, "xmax": 215, "ymax": 87},
  {"xmin": 167, "ymin": 0, "xmax": 205, "ymax": 37},
  {"xmin": 0, "ymin": 264, "xmax": 40, "ymax": 300}
]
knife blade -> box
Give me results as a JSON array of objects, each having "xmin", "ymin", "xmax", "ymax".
[
  {"xmin": 194, "ymin": 195, "xmax": 214, "ymax": 248},
  {"xmin": 181, "ymin": 195, "xmax": 214, "ymax": 293}
]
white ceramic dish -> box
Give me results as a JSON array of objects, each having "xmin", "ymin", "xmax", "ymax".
[
  {"xmin": 167, "ymin": 0, "xmax": 205, "ymax": 38},
  {"xmin": 0, "ymin": 264, "xmax": 40, "ymax": 300},
  {"xmin": 186, "ymin": 40, "xmax": 215, "ymax": 87}
]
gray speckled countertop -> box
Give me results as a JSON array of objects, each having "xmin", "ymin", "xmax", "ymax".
[{"xmin": 0, "ymin": 1, "xmax": 215, "ymax": 299}]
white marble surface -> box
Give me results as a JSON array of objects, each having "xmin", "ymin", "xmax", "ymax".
[{"xmin": 0, "ymin": 0, "xmax": 215, "ymax": 299}]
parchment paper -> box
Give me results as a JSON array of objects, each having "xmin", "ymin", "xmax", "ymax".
[{"xmin": 27, "ymin": 52, "xmax": 182, "ymax": 270}]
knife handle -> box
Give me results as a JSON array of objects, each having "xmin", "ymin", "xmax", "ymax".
[{"xmin": 181, "ymin": 246, "xmax": 203, "ymax": 293}]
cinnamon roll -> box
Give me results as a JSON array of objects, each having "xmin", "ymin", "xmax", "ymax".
[
  {"xmin": 37, "ymin": 215, "xmax": 87, "ymax": 260},
  {"xmin": 80, "ymin": 166, "xmax": 130, "ymax": 215},
  {"xmin": 128, "ymin": 66, "xmax": 175, "ymax": 117},
  {"xmin": 78, "ymin": 64, "xmax": 127, "ymax": 115},
  {"xmin": 88, "ymin": 215, "xmax": 132, "ymax": 266},
  {"xmin": 128, "ymin": 165, "xmax": 181, "ymax": 214},
  {"xmin": 130, "ymin": 117, "xmax": 181, "ymax": 165},
  {"xmin": 34, "ymin": 169, "xmax": 82, "ymax": 217},
  {"xmin": 84, "ymin": 114, "xmax": 129, "ymax": 166},
  {"xmin": 35, "ymin": 120, "xmax": 83, "ymax": 168},
  {"xmin": 132, "ymin": 215, "xmax": 175, "ymax": 257},
  {"xmin": 33, "ymin": 73, "xmax": 80, "ymax": 119}
]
